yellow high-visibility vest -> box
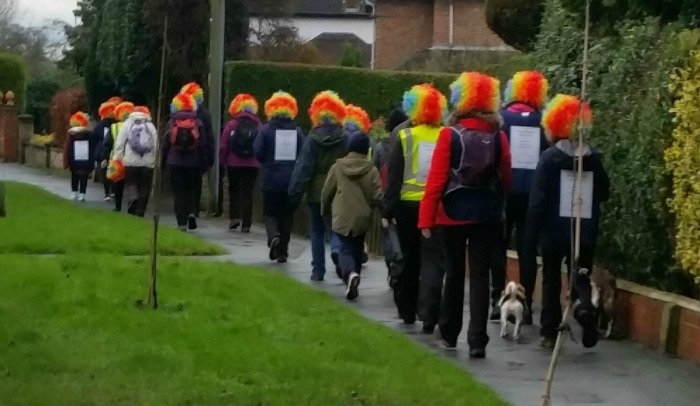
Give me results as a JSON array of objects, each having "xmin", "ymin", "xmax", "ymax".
[
  {"xmin": 399, "ymin": 125, "xmax": 443, "ymax": 201},
  {"xmin": 110, "ymin": 122, "xmax": 124, "ymax": 159}
]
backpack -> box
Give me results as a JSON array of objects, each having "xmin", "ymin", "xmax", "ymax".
[
  {"xmin": 442, "ymin": 126, "xmax": 503, "ymax": 222},
  {"xmin": 128, "ymin": 119, "xmax": 154, "ymax": 156},
  {"xmin": 229, "ymin": 116, "xmax": 258, "ymax": 157},
  {"xmin": 170, "ymin": 118, "xmax": 200, "ymax": 151}
]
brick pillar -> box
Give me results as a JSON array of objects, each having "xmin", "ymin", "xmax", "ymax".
[
  {"xmin": 18, "ymin": 114, "xmax": 34, "ymax": 164},
  {"xmin": 0, "ymin": 91, "xmax": 19, "ymax": 163}
]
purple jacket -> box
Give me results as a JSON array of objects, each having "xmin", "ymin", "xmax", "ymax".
[
  {"xmin": 220, "ymin": 112, "xmax": 262, "ymax": 168},
  {"xmin": 162, "ymin": 110, "xmax": 208, "ymax": 169}
]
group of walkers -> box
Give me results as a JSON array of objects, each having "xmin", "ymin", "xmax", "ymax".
[{"xmin": 63, "ymin": 70, "xmax": 610, "ymax": 358}]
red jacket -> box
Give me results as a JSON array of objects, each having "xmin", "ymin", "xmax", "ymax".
[{"xmin": 418, "ymin": 117, "xmax": 511, "ymax": 229}]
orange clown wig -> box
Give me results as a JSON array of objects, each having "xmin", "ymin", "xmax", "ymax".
[
  {"xmin": 264, "ymin": 91, "xmax": 298, "ymax": 120},
  {"xmin": 343, "ymin": 104, "xmax": 371, "ymax": 133},
  {"xmin": 181, "ymin": 82, "xmax": 204, "ymax": 106},
  {"xmin": 114, "ymin": 102, "xmax": 135, "ymax": 122},
  {"xmin": 449, "ymin": 72, "xmax": 500, "ymax": 113},
  {"xmin": 98, "ymin": 102, "xmax": 117, "ymax": 120},
  {"xmin": 106, "ymin": 159, "xmax": 125, "ymax": 182},
  {"xmin": 504, "ymin": 71, "xmax": 549, "ymax": 109},
  {"xmin": 229, "ymin": 94, "xmax": 259, "ymax": 116},
  {"xmin": 170, "ymin": 93, "xmax": 198, "ymax": 114},
  {"xmin": 402, "ymin": 83, "xmax": 448, "ymax": 126},
  {"xmin": 69, "ymin": 112, "xmax": 89, "ymax": 128},
  {"xmin": 308, "ymin": 90, "xmax": 346, "ymax": 127},
  {"xmin": 106, "ymin": 96, "xmax": 123, "ymax": 104},
  {"xmin": 133, "ymin": 106, "xmax": 151, "ymax": 116},
  {"xmin": 541, "ymin": 94, "xmax": 592, "ymax": 142}
]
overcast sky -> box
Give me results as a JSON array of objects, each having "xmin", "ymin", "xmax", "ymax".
[{"xmin": 16, "ymin": 0, "xmax": 78, "ymax": 25}]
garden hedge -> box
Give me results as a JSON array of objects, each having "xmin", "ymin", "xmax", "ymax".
[{"xmin": 0, "ymin": 52, "xmax": 27, "ymax": 111}]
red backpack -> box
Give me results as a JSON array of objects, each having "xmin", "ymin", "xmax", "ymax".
[{"xmin": 170, "ymin": 118, "xmax": 200, "ymax": 151}]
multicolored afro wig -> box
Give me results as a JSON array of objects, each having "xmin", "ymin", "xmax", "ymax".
[
  {"xmin": 264, "ymin": 91, "xmax": 298, "ymax": 120},
  {"xmin": 70, "ymin": 112, "xmax": 89, "ymax": 128},
  {"xmin": 181, "ymin": 82, "xmax": 204, "ymax": 106},
  {"xmin": 114, "ymin": 102, "xmax": 135, "ymax": 122},
  {"xmin": 106, "ymin": 159, "xmax": 126, "ymax": 182},
  {"xmin": 229, "ymin": 94, "xmax": 259, "ymax": 116},
  {"xmin": 170, "ymin": 93, "xmax": 198, "ymax": 114},
  {"xmin": 402, "ymin": 83, "xmax": 448, "ymax": 126},
  {"xmin": 449, "ymin": 72, "xmax": 501, "ymax": 113},
  {"xmin": 98, "ymin": 102, "xmax": 117, "ymax": 120},
  {"xmin": 308, "ymin": 90, "xmax": 346, "ymax": 127},
  {"xmin": 541, "ymin": 94, "xmax": 592, "ymax": 142},
  {"xmin": 343, "ymin": 104, "xmax": 371, "ymax": 133},
  {"xmin": 504, "ymin": 71, "xmax": 549, "ymax": 109},
  {"xmin": 133, "ymin": 106, "xmax": 151, "ymax": 116},
  {"xmin": 106, "ymin": 96, "xmax": 123, "ymax": 104}
]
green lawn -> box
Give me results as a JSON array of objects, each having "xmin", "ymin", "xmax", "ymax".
[
  {"xmin": 0, "ymin": 182, "xmax": 225, "ymax": 255},
  {"xmin": 0, "ymin": 254, "xmax": 507, "ymax": 406}
]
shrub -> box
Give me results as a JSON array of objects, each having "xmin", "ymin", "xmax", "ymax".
[
  {"xmin": 50, "ymin": 88, "xmax": 87, "ymax": 147},
  {"xmin": 0, "ymin": 52, "xmax": 27, "ymax": 110}
]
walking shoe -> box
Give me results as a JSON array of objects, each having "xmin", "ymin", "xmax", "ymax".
[
  {"xmin": 177, "ymin": 225, "xmax": 187, "ymax": 232},
  {"xmin": 78, "ymin": 193, "xmax": 86, "ymax": 202},
  {"xmin": 441, "ymin": 340, "xmax": 457, "ymax": 351},
  {"xmin": 539, "ymin": 336, "xmax": 556, "ymax": 349},
  {"xmin": 103, "ymin": 195, "xmax": 112, "ymax": 202},
  {"xmin": 187, "ymin": 215, "xmax": 198, "ymax": 231},
  {"xmin": 573, "ymin": 269, "xmax": 599, "ymax": 348},
  {"xmin": 110, "ymin": 193, "xmax": 115, "ymax": 199},
  {"xmin": 241, "ymin": 227, "xmax": 251, "ymax": 233},
  {"xmin": 489, "ymin": 304, "xmax": 501, "ymax": 322},
  {"xmin": 310, "ymin": 274, "xmax": 324, "ymax": 282},
  {"xmin": 346, "ymin": 272, "xmax": 360, "ymax": 301},
  {"xmin": 422, "ymin": 323, "xmax": 436, "ymax": 335},
  {"xmin": 269, "ymin": 237, "xmax": 281, "ymax": 261},
  {"xmin": 229, "ymin": 219, "xmax": 241, "ymax": 231},
  {"xmin": 277, "ymin": 256, "xmax": 288, "ymax": 264},
  {"xmin": 468, "ymin": 348, "xmax": 486, "ymax": 358},
  {"xmin": 70, "ymin": 192, "xmax": 78, "ymax": 200}
]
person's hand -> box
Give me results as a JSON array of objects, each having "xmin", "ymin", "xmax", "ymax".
[
  {"xmin": 421, "ymin": 228, "xmax": 432, "ymax": 239},
  {"xmin": 101, "ymin": 160, "xmax": 108, "ymax": 169}
]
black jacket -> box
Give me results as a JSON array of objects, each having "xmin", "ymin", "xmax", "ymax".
[
  {"xmin": 93, "ymin": 118, "xmax": 116, "ymax": 163},
  {"xmin": 197, "ymin": 106, "xmax": 216, "ymax": 169}
]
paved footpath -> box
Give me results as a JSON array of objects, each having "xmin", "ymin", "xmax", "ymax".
[{"xmin": 3, "ymin": 163, "xmax": 700, "ymax": 406}]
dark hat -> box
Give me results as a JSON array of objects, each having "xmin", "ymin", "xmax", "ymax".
[
  {"xmin": 348, "ymin": 132, "xmax": 370, "ymax": 155},
  {"xmin": 386, "ymin": 108, "xmax": 408, "ymax": 133}
]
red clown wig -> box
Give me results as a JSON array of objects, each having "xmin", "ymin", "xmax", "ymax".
[
  {"xmin": 98, "ymin": 102, "xmax": 116, "ymax": 120},
  {"xmin": 343, "ymin": 104, "xmax": 371, "ymax": 133},
  {"xmin": 402, "ymin": 83, "xmax": 447, "ymax": 126},
  {"xmin": 449, "ymin": 72, "xmax": 500, "ymax": 113},
  {"xmin": 541, "ymin": 94, "xmax": 592, "ymax": 142},
  {"xmin": 264, "ymin": 91, "xmax": 298, "ymax": 120},
  {"xmin": 170, "ymin": 93, "xmax": 197, "ymax": 113},
  {"xmin": 114, "ymin": 102, "xmax": 135, "ymax": 122},
  {"xmin": 69, "ymin": 111, "xmax": 89, "ymax": 128},
  {"xmin": 229, "ymin": 94, "xmax": 259, "ymax": 116},
  {"xmin": 308, "ymin": 90, "xmax": 346, "ymax": 127},
  {"xmin": 504, "ymin": 71, "xmax": 549, "ymax": 109}
]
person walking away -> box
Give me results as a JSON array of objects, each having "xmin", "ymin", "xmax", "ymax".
[
  {"xmin": 93, "ymin": 99, "xmax": 119, "ymax": 201},
  {"xmin": 489, "ymin": 71, "xmax": 550, "ymax": 324},
  {"xmin": 162, "ymin": 93, "xmax": 209, "ymax": 231},
  {"xmin": 220, "ymin": 94, "xmax": 262, "ymax": 232},
  {"xmin": 64, "ymin": 112, "xmax": 96, "ymax": 201},
  {"xmin": 289, "ymin": 91, "xmax": 347, "ymax": 282},
  {"xmin": 419, "ymin": 72, "xmax": 511, "ymax": 357},
  {"xmin": 255, "ymin": 91, "xmax": 305, "ymax": 263},
  {"xmin": 528, "ymin": 94, "xmax": 609, "ymax": 349},
  {"xmin": 112, "ymin": 106, "xmax": 158, "ymax": 217},
  {"xmin": 102, "ymin": 101, "xmax": 135, "ymax": 212},
  {"xmin": 181, "ymin": 82, "xmax": 215, "ymax": 217},
  {"xmin": 382, "ymin": 84, "xmax": 448, "ymax": 329},
  {"xmin": 322, "ymin": 132, "xmax": 383, "ymax": 301}
]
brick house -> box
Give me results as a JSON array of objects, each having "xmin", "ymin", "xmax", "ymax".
[{"xmin": 374, "ymin": 0, "xmax": 509, "ymax": 69}]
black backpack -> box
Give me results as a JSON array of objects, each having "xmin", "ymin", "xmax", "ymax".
[{"xmin": 229, "ymin": 117, "xmax": 258, "ymax": 157}]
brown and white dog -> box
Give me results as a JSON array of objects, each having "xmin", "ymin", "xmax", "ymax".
[
  {"xmin": 498, "ymin": 281, "xmax": 527, "ymax": 340},
  {"xmin": 590, "ymin": 266, "xmax": 617, "ymax": 339}
]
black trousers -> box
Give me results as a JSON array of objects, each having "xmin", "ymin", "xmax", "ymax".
[
  {"xmin": 70, "ymin": 173, "xmax": 89, "ymax": 194},
  {"xmin": 337, "ymin": 233, "xmax": 366, "ymax": 281},
  {"xmin": 194, "ymin": 171, "xmax": 203, "ymax": 216},
  {"xmin": 216, "ymin": 165, "xmax": 225, "ymax": 214},
  {"xmin": 540, "ymin": 244, "xmax": 595, "ymax": 339},
  {"xmin": 440, "ymin": 222, "xmax": 499, "ymax": 348},
  {"xmin": 170, "ymin": 166, "xmax": 201, "ymax": 226},
  {"xmin": 113, "ymin": 180, "xmax": 125, "ymax": 211},
  {"xmin": 263, "ymin": 191, "xmax": 294, "ymax": 257},
  {"xmin": 227, "ymin": 167, "xmax": 259, "ymax": 228},
  {"xmin": 418, "ymin": 227, "xmax": 445, "ymax": 327},
  {"xmin": 125, "ymin": 166, "xmax": 154, "ymax": 217},
  {"xmin": 393, "ymin": 201, "xmax": 421, "ymax": 322},
  {"xmin": 490, "ymin": 221, "xmax": 507, "ymax": 304},
  {"xmin": 100, "ymin": 167, "xmax": 112, "ymax": 197}
]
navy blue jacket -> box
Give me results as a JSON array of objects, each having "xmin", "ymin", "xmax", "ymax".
[
  {"xmin": 63, "ymin": 129, "xmax": 98, "ymax": 174},
  {"xmin": 500, "ymin": 103, "xmax": 547, "ymax": 197},
  {"xmin": 254, "ymin": 118, "xmax": 306, "ymax": 193},
  {"xmin": 92, "ymin": 118, "xmax": 116, "ymax": 163},
  {"xmin": 528, "ymin": 140, "xmax": 610, "ymax": 249}
]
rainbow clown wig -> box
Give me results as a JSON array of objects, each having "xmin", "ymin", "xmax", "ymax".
[
  {"xmin": 181, "ymin": 82, "xmax": 204, "ymax": 106},
  {"xmin": 229, "ymin": 94, "xmax": 259, "ymax": 116},
  {"xmin": 541, "ymin": 94, "xmax": 592, "ymax": 142},
  {"xmin": 114, "ymin": 102, "xmax": 135, "ymax": 122},
  {"xmin": 402, "ymin": 83, "xmax": 448, "ymax": 126},
  {"xmin": 98, "ymin": 101, "xmax": 117, "ymax": 120},
  {"xmin": 504, "ymin": 71, "xmax": 549, "ymax": 109},
  {"xmin": 70, "ymin": 112, "xmax": 89, "ymax": 128},
  {"xmin": 343, "ymin": 104, "xmax": 371, "ymax": 133},
  {"xmin": 308, "ymin": 90, "xmax": 346, "ymax": 127},
  {"xmin": 265, "ymin": 91, "xmax": 298, "ymax": 120},
  {"xmin": 133, "ymin": 106, "xmax": 151, "ymax": 116},
  {"xmin": 170, "ymin": 93, "xmax": 198, "ymax": 114},
  {"xmin": 449, "ymin": 72, "xmax": 501, "ymax": 113}
]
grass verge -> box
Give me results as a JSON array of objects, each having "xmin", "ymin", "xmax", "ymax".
[
  {"xmin": 0, "ymin": 254, "xmax": 507, "ymax": 406},
  {"xmin": 0, "ymin": 182, "xmax": 224, "ymax": 256}
]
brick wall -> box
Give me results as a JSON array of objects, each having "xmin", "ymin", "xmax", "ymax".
[
  {"xmin": 451, "ymin": 0, "xmax": 506, "ymax": 48},
  {"xmin": 677, "ymin": 308, "xmax": 700, "ymax": 361},
  {"xmin": 0, "ymin": 105, "xmax": 19, "ymax": 162},
  {"xmin": 616, "ymin": 290, "xmax": 664, "ymax": 349},
  {"xmin": 374, "ymin": 0, "xmax": 434, "ymax": 69}
]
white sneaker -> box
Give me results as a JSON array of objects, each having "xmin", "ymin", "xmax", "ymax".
[
  {"xmin": 78, "ymin": 193, "xmax": 86, "ymax": 202},
  {"xmin": 70, "ymin": 192, "xmax": 78, "ymax": 200},
  {"xmin": 103, "ymin": 196, "xmax": 112, "ymax": 202},
  {"xmin": 346, "ymin": 272, "xmax": 360, "ymax": 301}
]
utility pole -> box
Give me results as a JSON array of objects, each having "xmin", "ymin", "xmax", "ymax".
[{"xmin": 208, "ymin": 0, "xmax": 225, "ymax": 213}]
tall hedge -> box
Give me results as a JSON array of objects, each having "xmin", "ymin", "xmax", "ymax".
[
  {"xmin": 0, "ymin": 52, "xmax": 27, "ymax": 111},
  {"xmin": 225, "ymin": 61, "xmax": 457, "ymax": 130}
]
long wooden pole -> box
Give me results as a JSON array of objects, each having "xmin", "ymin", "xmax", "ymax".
[
  {"xmin": 147, "ymin": 15, "xmax": 169, "ymax": 310},
  {"xmin": 540, "ymin": 1, "xmax": 591, "ymax": 405}
]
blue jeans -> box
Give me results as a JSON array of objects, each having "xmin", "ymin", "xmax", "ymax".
[{"xmin": 308, "ymin": 203, "xmax": 339, "ymax": 277}]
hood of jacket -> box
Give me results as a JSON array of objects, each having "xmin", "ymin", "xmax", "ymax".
[
  {"xmin": 233, "ymin": 111, "xmax": 260, "ymax": 123},
  {"xmin": 336, "ymin": 152, "xmax": 374, "ymax": 178},
  {"xmin": 171, "ymin": 110, "xmax": 198, "ymax": 120},
  {"xmin": 68, "ymin": 127, "xmax": 90, "ymax": 136},
  {"xmin": 310, "ymin": 124, "xmax": 344, "ymax": 146},
  {"xmin": 555, "ymin": 139, "xmax": 592, "ymax": 158},
  {"xmin": 447, "ymin": 110, "xmax": 503, "ymax": 128},
  {"xmin": 129, "ymin": 111, "xmax": 152, "ymax": 122},
  {"xmin": 270, "ymin": 117, "xmax": 298, "ymax": 130}
]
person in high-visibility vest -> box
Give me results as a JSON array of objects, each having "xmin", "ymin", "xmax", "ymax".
[
  {"xmin": 102, "ymin": 101, "xmax": 135, "ymax": 212},
  {"xmin": 92, "ymin": 98, "xmax": 119, "ymax": 201},
  {"xmin": 381, "ymin": 84, "xmax": 448, "ymax": 329}
]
